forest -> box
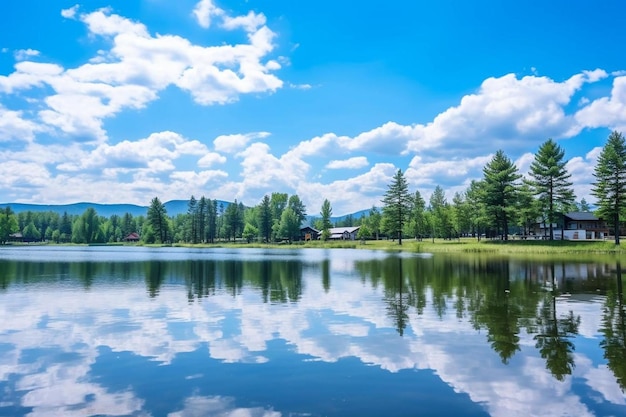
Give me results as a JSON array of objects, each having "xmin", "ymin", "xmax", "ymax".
[{"xmin": 0, "ymin": 131, "xmax": 625, "ymax": 246}]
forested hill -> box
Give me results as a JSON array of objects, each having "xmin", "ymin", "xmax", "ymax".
[
  {"xmin": 0, "ymin": 200, "xmax": 370, "ymax": 223},
  {"xmin": 0, "ymin": 200, "xmax": 230, "ymax": 218}
]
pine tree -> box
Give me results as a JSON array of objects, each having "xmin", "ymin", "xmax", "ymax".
[
  {"xmin": 320, "ymin": 199, "xmax": 332, "ymax": 241},
  {"xmin": 147, "ymin": 197, "xmax": 169, "ymax": 243},
  {"xmin": 409, "ymin": 191, "xmax": 426, "ymax": 240},
  {"xmin": 429, "ymin": 185, "xmax": 452, "ymax": 239},
  {"xmin": 187, "ymin": 195, "xmax": 198, "ymax": 243},
  {"xmin": 592, "ymin": 131, "xmax": 626, "ymax": 244},
  {"xmin": 258, "ymin": 195, "xmax": 273, "ymax": 243},
  {"xmin": 481, "ymin": 150, "xmax": 521, "ymax": 240},
  {"xmin": 528, "ymin": 139, "xmax": 575, "ymax": 240},
  {"xmin": 382, "ymin": 169, "xmax": 411, "ymax": 245}
]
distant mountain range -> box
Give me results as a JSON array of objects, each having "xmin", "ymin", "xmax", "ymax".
[
  {"xmin": 0, "ymin": 200, "xmax": 230, "ymax": 218},
  {"xmin": 0, "ymin": 201, "xmax": 371, "ymax": 222}
]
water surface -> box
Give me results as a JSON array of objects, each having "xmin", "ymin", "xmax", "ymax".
[{"xmin": 0, "ymin": 246, "xmax": 624, "ymax": 416}]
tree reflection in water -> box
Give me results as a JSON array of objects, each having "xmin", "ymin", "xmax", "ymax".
[
  {"xmin": 600, "ymin": 261, "xmax": 626, "ymax": 391},
  {"xmin": 355, "ymin": 254, "xmax": 617, "ymax": 381}
]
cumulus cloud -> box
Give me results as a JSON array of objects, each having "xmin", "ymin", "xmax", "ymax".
[
  {"xmin": 404, "ymin": 71, "xmax": 605, "ymax": 154},
  {"xmin": 198, "ymin": 151, "xmax": 227, "ymax": 167},
  {"xmin": 213, "ymin": 132, "xmax": 270, "ymax": 153},
  {"xmin": 222, "ymin": 11, "xmax": 267, "ymax": 33},
  {"xmin": 406, "ymin": 155, "xmax": 493, "ymax": 187},
  {"xmin": 0, "ymin": 6, "xmax": 283, "ymax": 142},
  {"xmin": 575, "ymin": 76, "xmax": 626, "ymax": 132},
  {"xmin": 0, "ymin": 105, "xmax": 42, "ymax": 143},
  {"xmin": 61, "ymin": 5, "xmax": 79, "ymax": 19},
  {"xmin": 326, "ymin": 156, "xmax": 369, "ymax": 170},
  {"xmin": 57, "ymin": 131, "xmax": 207, "ymax": 173},
  {"xmin": 192, "ymin": 0, "xmax": 224, "ymax": 29}
]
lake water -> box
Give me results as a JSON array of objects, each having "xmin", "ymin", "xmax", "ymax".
[{"xmin": 0, "ymin": 246, "xmax": 625, "ymax": 417}]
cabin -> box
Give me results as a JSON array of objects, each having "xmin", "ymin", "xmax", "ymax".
[
  {"xmin": 561, "ymin": 212, "xmax": 608, "ymax": 240},
  {"xmin": 124, "ymin": 232, "xmax": 141, "ymax": 243},
  {"xmin": 328, "ymin": 226, "xmax": 360, "ymax": 241},
  {"xmin": 531, "ymin": 212, "xmax": 610, "ymax": 240},
  {"xmin": 300, "ymin": 226, "xmax": 320, "ymax": 241},
  {"xmin": 7, "ymin": 232, "xmax": 39, "ymax": 243}
]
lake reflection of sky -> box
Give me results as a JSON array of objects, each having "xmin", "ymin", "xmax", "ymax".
[{"xmin": 0, "ymin": 247, "xmax": 625, "ymax": 417}]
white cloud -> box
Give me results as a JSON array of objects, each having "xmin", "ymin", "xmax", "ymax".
[
  {"xmin": 406, "ymin": 155, "xmax": 493, "ymax": 187},
  {"xmin": 298, "ymin": 163, "xmax": 397, "ymax": 214},
  {"xmin": 192, "ymin": 0, "xmax": 224, "ymax": 29},
  {"xmin": 170, "ymin": 169, "xmax": 228, "ymax": 186},
  {"xmin": 57, "ymin": 131, "xmax": 207, "ymax": 173},
  {"xmin": 402, "ymin": 71, "xmax": 605, "ymax": 154},
  {"xmin": 14, "ymin": 49, "xmax": 40, "ymax": 61},
  {"xmin": 198, "ymin": 151, "xmax": 227, "ymax": 167},
  {"xmin": 213, "ymin": 132, "xmax": 270, "ymax": 153},
  {"xmin": 342, "ymin": 121, "xmax": 422, "ymax": 155},
  {"xmin": 326, "ymin": 156, "xmax": 369, "ymax": 170},
  {"xmin": 0, "ymin": 105, "xmax": 42, "ymax": 142},
  {"xmin": 575, "ymin": 76, "xmax": 626, "ymax": 132},
  {"xmin": 61, "ymin": 5, "xmax": 79, "ymax": 19},
  {"xmin": 222, "ymin": 11, "xmax": 267, "ymax": 33},
  {"xmin": 515, "ymin": 152, "xmax": 536, "ymax": 178},
  {"xmin": 0, "ymin": 6, "xmax": 283, "ymax": 141}
]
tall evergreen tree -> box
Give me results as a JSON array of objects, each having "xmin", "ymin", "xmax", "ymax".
[
  {"xmin": 466, "ymin": 179, "xmax": 487, "ymax": 241},
  {"xmin": 429, "ymin": 185, "xmax": 452, "ymax": 239},
  {"xmin": 528, "ymin": 139, "xmax": 575, "ymax": 240},
  {"xmin": 451, "ymin": 191, "xmax": 471, "ymax": 238},
  {"xmin": 206, "ymin": 199, "xmax": 218, "ymax": 243},
  {"xmin": 592, "ymin": 131, "xmax": 626, "ymax": 244},
  {"xmin": 187, "ymin": 195, "xmax": 198, "ymax": 243},
  {"xmin": 382, "ymin": 169, "xmax": 411, "ymax": 245},
  {"xmin": 258, "ymin": 195, "xmax": 273, "ymax": 243},
  {"xmin": 320, "ymin": 199, "xmax": 333, "ymax": 241},
  {"xmin": 147, "ymin": 197, "xmax": 169, "ymax": 243},
  {"xmin": 516, "ymin": 182, "xmax": 541, "ymax": 236},
  {"xmin": 577, "ymin": 198, "xmax": 591, "ymax": 212},
  {"xmin": 408, "ymin": 191, "xmax": 427, "ymax": 240},
  {"xmin": 481, "ymin": 150, "xmax": 521, "ymax": 240},
  {"xmin": 197, "ymin": 197, "xmax": 208, "ymax": 242}
]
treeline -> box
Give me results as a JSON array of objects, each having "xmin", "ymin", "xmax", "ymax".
[
  {"xmin": 1, "ymin": 131, "xmax": 624, "ymax": 245},
  {"xmin": 376, "ymin": 131, "xmax": 626, "ymax": 245}
]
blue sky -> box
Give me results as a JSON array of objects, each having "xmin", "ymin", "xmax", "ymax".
[{"xmin": 1, "ymin": 0, "xmax": 626, "ymax": 215}]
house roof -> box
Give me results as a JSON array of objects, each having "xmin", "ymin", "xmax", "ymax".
[
  {"xmin": 125, "ymin": 232, "xmax": 140, "ymax": 240},
  {"xmin": 564, "ymin": 212, "xmax": 599, "ymax": 221},
  {"xmin": 300, "ymin": 226, "xmax": 320, "ymax": 233},
  {"xmin": 329, "ymin": 227, "xmax": 360, "ymax": 234}
]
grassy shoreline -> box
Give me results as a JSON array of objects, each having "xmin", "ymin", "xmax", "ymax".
[
  {"xmin": 6, "ymin": 238, "xmax": 626, "ymax": 256},
  {"xmin": 169, "ymin": 238, "xmax": 626, "ymax": 256}
]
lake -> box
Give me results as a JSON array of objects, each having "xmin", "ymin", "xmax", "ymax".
[{"xmin": 0, "ymin": 246, "xmax": 624, "ymax": 417}]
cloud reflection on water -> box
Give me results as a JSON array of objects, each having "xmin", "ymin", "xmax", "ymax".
[{"xmin": 0, "ymin": 248, "xmax": 624, "ymax": 416}]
